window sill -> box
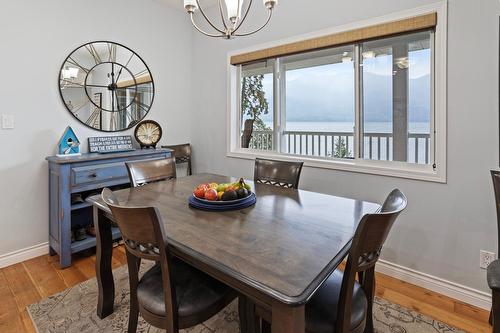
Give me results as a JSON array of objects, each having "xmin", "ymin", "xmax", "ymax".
[{"xmin": 227, "ymin": 149, "xmax": 446, "ymax": 183}]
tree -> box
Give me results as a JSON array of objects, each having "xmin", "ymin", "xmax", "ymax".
[
  {"xmin": 333, "ymin": 136, "xmax": 351, "ymax": 158},
  {"xmin": 241, "ymin": 75, "xmax": 271, "ymax": 131}
]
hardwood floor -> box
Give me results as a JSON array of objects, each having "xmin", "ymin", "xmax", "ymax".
[{"xmin": 0, "ymin": 247, "xmax": 491, "ymax": 333}]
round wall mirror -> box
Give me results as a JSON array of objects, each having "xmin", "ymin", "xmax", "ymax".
[{"xmin": 59, "ymin": 41, "xmax": 155, "ymax": 132}]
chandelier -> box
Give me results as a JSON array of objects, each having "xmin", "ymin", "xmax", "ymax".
[{"xmin": 184, "ymin": 0, "xmax": 277, "ymax": 39}]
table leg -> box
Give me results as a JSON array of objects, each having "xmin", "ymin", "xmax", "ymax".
[
  {"xmin": 271, "ymin": 302, "xmax": 305, "ymax": 333},
  {"xmin": 94, "ymin": 206, "xmax": 115, "ymax": 319}
]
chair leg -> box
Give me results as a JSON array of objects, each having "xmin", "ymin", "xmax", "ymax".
[
  {"xmin": 491, "ymin": 309, "xmax": 494, "ymax": 325},
  {"xmin": 493, "ymin": 290, "xmax": 500, "ymax": 333},
  {"xmin": 128, "ymin": 298, "xmax": 139, "ymax": 333},
  {"xmin": 261, "ymin": 319, "xmax": 271, "ymax": 333},
  {"xmin": 363, "ymin": 268, "xmax": 376, "ymax": 333},
  {"xmin": 126, "ymin": 251, "xmax": 140, "ymax": 333},
  {"xmin": 239, "ymin": 295, "xmax": 258, "ymax": 333}
]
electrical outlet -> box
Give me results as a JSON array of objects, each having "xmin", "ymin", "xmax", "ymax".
[{"xmin": 480, "ymin": 250, "xmax": 496, "ymax": 269}]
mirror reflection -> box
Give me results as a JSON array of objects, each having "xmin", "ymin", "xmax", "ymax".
[{"xmin": 59, "ymin": 41, "xmax": 154, "ymax": 132}]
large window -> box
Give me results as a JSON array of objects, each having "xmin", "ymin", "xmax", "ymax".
[
  {"xmin": 230, "ymin": 9, "xmax": 446, "ymax": 181},
  {"xmin": 239, "ymin": 30, "xmax": 432, "ymax": 166}
]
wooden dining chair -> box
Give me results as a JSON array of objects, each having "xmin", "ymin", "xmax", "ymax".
[
  {"xmin": 254, "ymin": 158, "xmax": 304, "ymax": 189},
  {"xmin": 489, "ymin": 170, "xmax": 500, "ymax": 328},
  {"xmin": 241, "ymin": 119, "xmax": 255, "ymax": 149},
  {"xmin": 101, "ymin": 188, "xmax": 237, "ymax": 333},
  {"xmin": 126, "ymin": 157, "xmax": 177, "ymax": 187},
  {"xmin": 256, "ymin": 189, "xmax": 407, "ymax": 333},
  {"xmin": 162, "ymin": 143, "xmax": 193, "ymax": 176}
]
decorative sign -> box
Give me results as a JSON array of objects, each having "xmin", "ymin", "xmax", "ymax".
[{"xmin": 88, "ymin": 136, "xmax": 134, "ymax": 154}]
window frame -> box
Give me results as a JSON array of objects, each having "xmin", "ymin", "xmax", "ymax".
[{"xmin": 227, "ymin": 2, "xmax": 447, "ymax": 183}]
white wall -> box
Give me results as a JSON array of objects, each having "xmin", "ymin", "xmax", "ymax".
[
  {"xmin": 189, "ymin": 0, "xmax": 500, "ymax": 294},
  {"xmin": 0, "ymin": 0, "xmax": 192, "ymax": 255}
]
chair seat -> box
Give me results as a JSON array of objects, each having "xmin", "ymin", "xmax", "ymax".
[
  {"xmin": 306, "ymin": 270, "xmax": 368, "ymax": 333},
  {"xmin": 488, "ymin": 259, "xmax": 500, "ymax": 291},
  {"xmin": 137, "ymin": 257, "xmax": 235, "ymax": 323}
]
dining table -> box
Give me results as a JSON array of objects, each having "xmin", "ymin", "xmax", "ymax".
[{"xmin": 87, "ymin": 173, "xmax": 380, "ymax": 333}]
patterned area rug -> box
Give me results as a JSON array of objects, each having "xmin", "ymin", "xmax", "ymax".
[{"xmin": 28, "ymin": 264, "xmax": 465, "ymax": 333}]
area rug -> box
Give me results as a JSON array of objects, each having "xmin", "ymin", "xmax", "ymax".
[{"xmin": 28, "ymin": 264, "xmax": 465, "ymax": 333}]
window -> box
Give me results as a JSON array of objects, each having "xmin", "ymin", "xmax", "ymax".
[
  {"xmin": 230, "ymin": 9, "xmax": 446, "ymax": 182},
  {"xmin": 361, "ymin": 31, "xmax": 432, "ymax": 164}
]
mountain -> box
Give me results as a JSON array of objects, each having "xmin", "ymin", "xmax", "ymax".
[{"xmin": 262, "ymin": 72, "xmax": 430, "ymax": 123}]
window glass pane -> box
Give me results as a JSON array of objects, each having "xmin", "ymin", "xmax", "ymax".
[
  {"xmin": 282, "ymin": 46, "xmax": 355, "ymax": 159},
  {"xmin": 361, "ymin": 30, "xmax": 432, "ymax": 164},
  {"xmin": 240, "ymin": 61, "xmax": 274, "ymax": 150}
]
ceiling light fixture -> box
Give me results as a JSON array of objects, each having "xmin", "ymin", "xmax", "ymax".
[{"xmin": 184, "ymin": 0, "xmax": 277, "ymax": 39}]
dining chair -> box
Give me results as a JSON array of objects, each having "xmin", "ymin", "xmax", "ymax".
[
  {"xmin": 241, "ymin": 119, "xmax": 254, "ymax": 149},
  {"xmin": 126, "ymin": 157, "xmax": 177, "ymax": 187},
  {"xmin": 101, "ymin": 188, "xmax": 237, "ymax": 333},
  {"xmin": 162, "ymin": 143, "xmax": 193, "ymax": 176},
  {"xmin": 488, "ymin": 260, "xmax": 500, "ymax": 333},
  {"xmin": 256, "ymin": 189, "xmax": 407, "ymax": 333},
  {"xmin": 254, "ymin": 158, "xmax": 304, "ymax": 189},
  {"xmin": 489, "ymin": 170, "xmax": 500, "ymax": 327}
]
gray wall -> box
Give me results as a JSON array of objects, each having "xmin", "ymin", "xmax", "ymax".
[
  {"xmin": 189, "ymin": 0, "xmax": 500, "ymax": 293},
  {"xmin": 0, "ymin": 0, "xmax": 192, "ymax": 255}
]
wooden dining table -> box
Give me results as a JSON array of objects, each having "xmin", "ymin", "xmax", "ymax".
[{"xmin": 87, "ymin": 173, "xmax": 380, "ymax": 333}]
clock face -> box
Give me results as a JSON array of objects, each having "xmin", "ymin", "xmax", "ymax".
[
  {"xmin": 59, "ymin": 41, "xmax": 155, "ymax": 132},
  {"xmin": 135, "ymin": 120, "xmax": 162, "ymax": 147}
]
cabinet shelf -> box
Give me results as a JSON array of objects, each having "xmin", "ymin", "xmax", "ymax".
[
  {"xmin": 70, "ymin": 227, "xmax": 121, "ymax": 254},
  {"xmin": 71, "ymin": 201, "xmax": 92, "ymax": 211}
]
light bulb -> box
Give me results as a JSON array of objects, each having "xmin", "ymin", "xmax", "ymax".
[
  {"xmin": 263, "ymin": 0, "xmax": 277, "ymax": 9},
  {"xmin": 225, "ymin": 0, "xmax": 243, "ymax": 23},
  {"xmin": 184, "ymin": 0, "xmax": 198, "ymax": 13}
]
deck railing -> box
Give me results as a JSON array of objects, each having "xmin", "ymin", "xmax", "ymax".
[{"xmin": 247, "ymin": 130, "xmax": 431, "ymax": 164}]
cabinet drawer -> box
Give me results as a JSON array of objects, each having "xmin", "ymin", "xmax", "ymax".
[{"xmin": 71, "ymin": 162, "xmax": 128, "ymax": 187}]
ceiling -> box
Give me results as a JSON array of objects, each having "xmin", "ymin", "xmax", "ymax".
[{"xmin": 159, "ymin": 0, "xmax": 218, "ymax": 10}]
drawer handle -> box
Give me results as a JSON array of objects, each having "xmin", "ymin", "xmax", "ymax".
[{"xmin": 89, "ymin": 173, "xmax": 98, "ymax": 178}]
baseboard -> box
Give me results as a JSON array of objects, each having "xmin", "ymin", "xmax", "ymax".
[
  {"xmin": 0, "ymin": 242, "xmax": 49, "ymax": 269},
  {"xmin": 377, "ymin": 259, "xmax": 492, "ymax": 310}
]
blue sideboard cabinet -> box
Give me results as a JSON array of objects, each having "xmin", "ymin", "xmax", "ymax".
[{"xmin": 46, "ymin": 149, "xmax": 171, "ymax": 268}]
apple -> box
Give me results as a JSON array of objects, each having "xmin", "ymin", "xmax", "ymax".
[
  {"xmin": 205, "ymin": 188, "xmax": 218, "ymax": 201},
  {"xmin": 194, "ymin": 186, "xmax": 207, "ymax": 199}
]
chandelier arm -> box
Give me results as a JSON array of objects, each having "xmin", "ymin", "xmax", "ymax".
[
  {"xmin": 196, "ymin": 0, "xmax": 226, "ymax": 34},
  {"xmin": 232, "ymin": 0, "xmax": 253, "ymax": 34},
  {"xmin": 234, "ymin": 9, "xmax": 272, "ymax": 37},
  {"xmin": 218, "ymin": 0, "xmax": 228, "ymax": 30},
  {"xmin": 190, "ymin": 14, "xmax": 223, "ymax": 37}
]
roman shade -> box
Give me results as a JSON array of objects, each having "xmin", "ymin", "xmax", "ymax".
[{"xmin": 230, "ymin": 13, "xmax": 437, "ymax": 65}]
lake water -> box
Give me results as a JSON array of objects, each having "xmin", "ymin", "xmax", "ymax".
[{"xmin": 265, "ymin": 121, "xmax": 430, "ymax": 134}]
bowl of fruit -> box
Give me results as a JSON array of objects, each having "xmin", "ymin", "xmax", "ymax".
[{"xmin": 191, "ymin": 178, "xmax": 254, "ymax": 206}]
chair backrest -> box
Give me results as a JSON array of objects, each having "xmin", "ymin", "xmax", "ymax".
[
  {"xmin": 126, "ymin": 157, "xmax": 177, "ymax": 187},
  {"xmin": 491, "ymin": 170, "xmax": 500, "ymax": 253},
  {"xmin": 101, "ymin": 188, "xmax": 168, "ymax": 261},
  {"xmin": 336, "ymin": 189, "xmax": 407, "ymax": 332},
  {"xmin": 254, "ymin": 158, "xmax": 304, "ymax": 189},
  {"xmin": 241, "ymin": 119, "xmax": 254, "ymax": 149},
  {"xmin": 163, "ymin": 143, "xmax": 192, "ymax": 176},
  {"xmin": 101, "ymin": 188, "xmax": 178, "ymax": 328}
]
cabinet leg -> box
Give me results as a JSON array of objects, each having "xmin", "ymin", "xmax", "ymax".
[
  {"xmin": 95, "ymin": 207, "xmax": 115, "ymax": 319},
  {"xmin": 59, "ymin": 249, "xmax": 71, "ymax": 268}
]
